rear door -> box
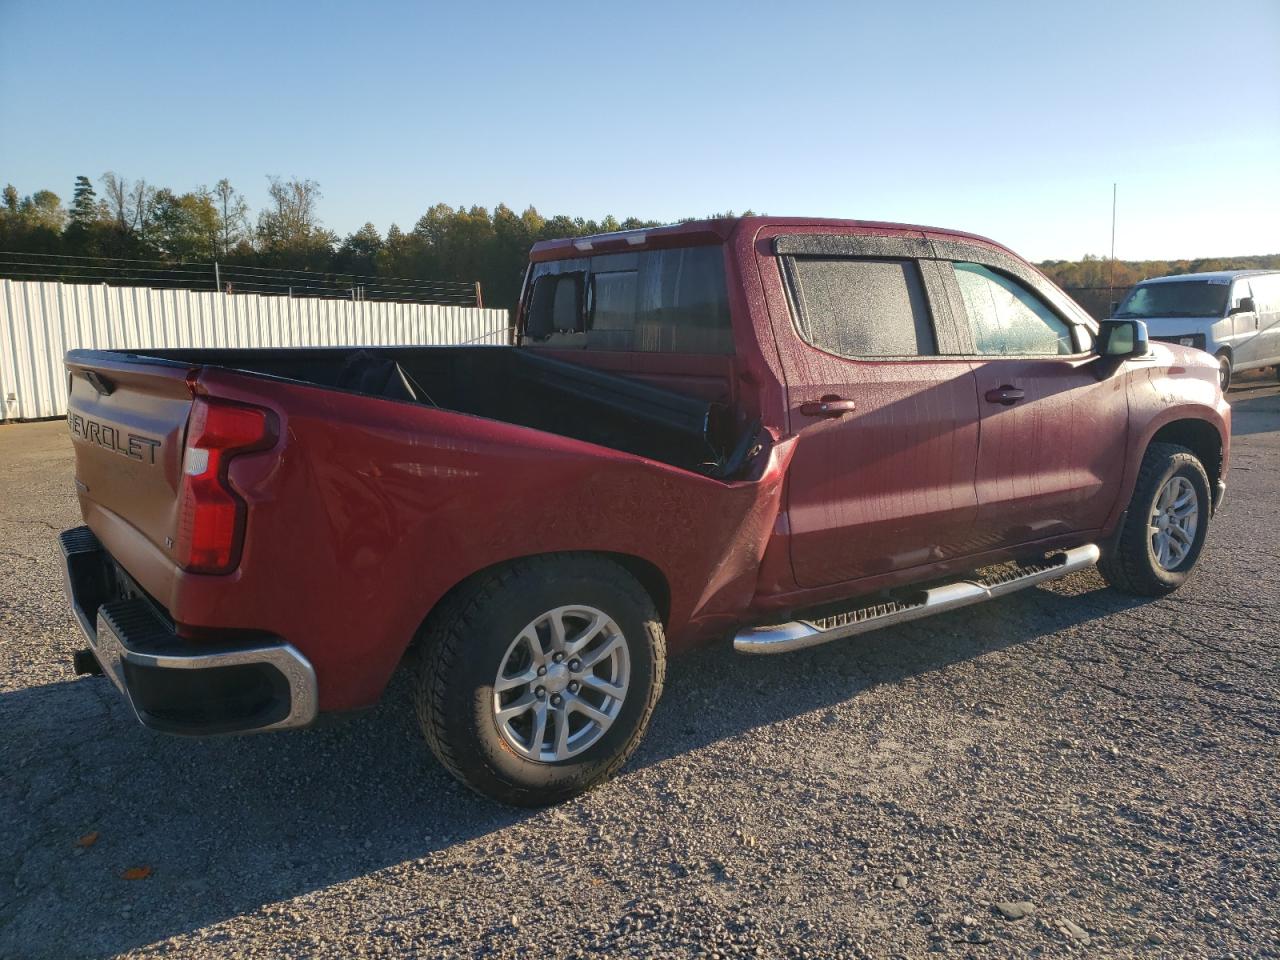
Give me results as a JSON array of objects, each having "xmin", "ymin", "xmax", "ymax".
[
  {"xmin": 938, "ymin": 255, "xmax": 1128, "ymax": 546},
  {"xmin": 766, "ymin": 232, "xmax": 981, "ymax": 587}
]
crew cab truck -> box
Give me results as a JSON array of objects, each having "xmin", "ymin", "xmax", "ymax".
[{"xmin": 60, "ymin": 217, "xmax": 1230, "ymax": 806}]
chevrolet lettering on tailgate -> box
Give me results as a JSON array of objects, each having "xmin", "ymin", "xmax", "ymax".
[{"xmin": 68, "ymin": 413, "xmax": 161, "ymax": 464}]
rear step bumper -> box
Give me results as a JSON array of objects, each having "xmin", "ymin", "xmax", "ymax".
[
  {"xmin": 59, "ymin": 526, "xmax": 318, "ymax": 735},
  {"xmin": 734, "ymin": 544, "xmax": 1101, "ymax": 655}
]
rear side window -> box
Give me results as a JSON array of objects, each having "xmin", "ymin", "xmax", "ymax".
[
  {"xmin": 1253, "ymin": 274, "xmax": 1279, "ymax": 313},
  {"xmin": 523, "ymin": 245, "xmax": 733, "ymax": 354},
  {"xmin": 952, "ymin": 262, "xmax": 1075, "ymax": 356},
  {"xmin": 786, "ymin": 257, "xmax": 937, "ymax": 357}
]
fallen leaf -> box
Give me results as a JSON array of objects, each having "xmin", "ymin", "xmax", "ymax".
[
  {"xmin": 121, "ymin": 866, "xmax": 152, "ymax": 880},
  {"xmin": 77, "ymin": 832, "xmax": 99, "ymax": 848}
]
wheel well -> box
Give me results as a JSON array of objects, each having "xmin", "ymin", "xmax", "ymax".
[
  {"xmin": 601, "ymin": 552, "xmax": 671, "ymax": 626},
  {"xmin": 410, "ymin": 551, "xmax": 672, "ymax": 655},
  {"xmin": 1215, "ymin": 346, "xmax": 1233, "ymax": 362},
  {"xmin": 1150, "ymin": 419, "xmax": 1223, "ymax": 490}
]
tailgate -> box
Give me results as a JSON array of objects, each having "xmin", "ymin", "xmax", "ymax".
[{"xmin": 65, "ymin": 351, "xmax": 194, "ymax": 563}]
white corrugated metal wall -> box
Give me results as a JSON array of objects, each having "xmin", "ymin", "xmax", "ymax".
[{"xmin": 0, "ymin": 280, "xmax": 512, "ymax": 420}]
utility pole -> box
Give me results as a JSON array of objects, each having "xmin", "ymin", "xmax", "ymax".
[{"xmin": 1108, "ymin": 183, "xmax": 1117, "ymax": 305}]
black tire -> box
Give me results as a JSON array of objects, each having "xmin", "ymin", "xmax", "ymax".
[
  {"xmin": 414, "ymin": 555, "xmax": 665, "ymax": 806},
  {"xmin": 1216, "ymin": 351, "xmax": 1232, "ymax": 391},
  {"xmin": 1098, "ymin": 442, "xmax": 1211, "ymax": 597}
]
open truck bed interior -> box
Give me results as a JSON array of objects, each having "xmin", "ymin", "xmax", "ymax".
[{"xmin": 119, "ymin": 346, "xmax": 754, "ymax": 478}]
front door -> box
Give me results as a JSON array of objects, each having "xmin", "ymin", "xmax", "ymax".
[
  {"xmin": 947, "ymin": 260, "xmax": 1128, "ymax": 545},
  {"xmin": 1229, "ymin": 278, "xmax": 1260, "ymax": 367},
  {"xmin": 769, "ymin": 247, "xmax": 982, "ymax": 587}
]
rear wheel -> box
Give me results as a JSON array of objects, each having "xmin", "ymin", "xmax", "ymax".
[
  {"xmin": 414, "ymin": 555, "xmax": 665, "ymax": 806},
  {"xmin": 1098, "ymin": 443, "xmax": 1211, "ymax": 596}
]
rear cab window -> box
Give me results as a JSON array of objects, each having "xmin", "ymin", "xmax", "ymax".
[{"xmin": 522, "ymin": 245, "xmax": 734, "ymax": 354}]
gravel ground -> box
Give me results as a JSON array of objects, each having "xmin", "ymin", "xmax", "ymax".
[{"xmin": 2, "ymin": 374, "xmax": 1278, "ymax": 959}]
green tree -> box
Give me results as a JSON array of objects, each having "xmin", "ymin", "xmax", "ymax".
[
  {"xmin": 334, "ymin": 222, "xmax": 383, "ymax": 276},
  {"xmin": 22, "ymin": 190, "xmax": 67, "ymax": 231},
  {"xmin": 150, "ymin": 189, "xmax": 220, "ymax": 260},
  {"xmin": 69, "ymin": 175, "xmax": 100, "ymax": 226},
  {"xmin": 256, "ymin": 176, "xmax": 336, "ymax": 267}
]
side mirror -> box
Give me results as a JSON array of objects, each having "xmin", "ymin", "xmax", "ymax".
[
  {"xmin": 1109, "ymin": 300, "xmax": 1120, "ymax": 316},
  {"xmin": 525, "ymin": 272, "xmax": 585, "ymax": 340},
  {"xmin": 1097, "ymin": 318, "xmax": 1149, "ymax": 359},
  {"xmin": 1229, "ymin": 296, "xmax": 1256, "ymax": 315}
]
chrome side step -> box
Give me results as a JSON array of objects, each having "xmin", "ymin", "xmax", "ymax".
[{"xmin": 734, "ymin": 544, "xmax": 1101, "ymax": 655}]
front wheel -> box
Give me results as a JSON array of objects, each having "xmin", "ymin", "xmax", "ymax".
[
  {"xmin": 1098, "ymin": 442, "xmax": 1211, "ymax": 597},
  {"xmin": 414, "ymin": 555, "xmax": 665, "ymax": 806},
  {"xmin": 1216, "ymin": 352, "xmax": 1233, "ymax": 391}
]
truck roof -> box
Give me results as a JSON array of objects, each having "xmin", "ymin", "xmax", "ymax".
[
  {"xmin": 1138, "ymin": 269, "xmax": 1277, "ymax": 285},
  {"xmin": 528, "ymin": 216, "xmax": 1015, "ymax": 262}
]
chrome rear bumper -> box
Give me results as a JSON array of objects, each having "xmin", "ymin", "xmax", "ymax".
[{"xmin": 60, "ymin": 526, "xmax": 318, "ymax": 735}]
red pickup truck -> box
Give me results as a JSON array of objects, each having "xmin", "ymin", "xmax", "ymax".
[{"xmin": 60, "ymin": 217, "xmax": 1229, "ymax": 805}]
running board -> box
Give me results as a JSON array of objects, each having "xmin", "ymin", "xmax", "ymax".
[{"xmin": 734, "ymin": 544, "xmax": 1101, "ymax": 655}]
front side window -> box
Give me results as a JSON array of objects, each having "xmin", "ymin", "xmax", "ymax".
[
  {"xmin": 786, "ymin": 257, "xmax": 937, "ymax": 357},
  {"xmin": 1230, "ymin": 279, "xmax": 1253, "ymax": 311},
  {"xmin": 952, "ymin": 262, "xmax": 1075, "ymax": 356},
  {"xmin": 523, "ymin": 245, "xmax": 733, "ymax": 354}
]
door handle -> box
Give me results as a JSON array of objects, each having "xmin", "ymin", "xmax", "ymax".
[
  {"xmin": 984, "ymin": 385, "xmax": 1025, "ymax": 406},
  {"xmin": 800, "ymin": 396, "xmax": 857, "ymax": 418}
]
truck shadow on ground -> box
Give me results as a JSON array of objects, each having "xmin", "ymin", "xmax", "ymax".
[
  {"xmin": 1226, "ymin": 386, "xmax": 1280, "ymax": 436},
  {"xmin": 2, "ymin": 575, "xmax": 1149, "ymax": 957}
]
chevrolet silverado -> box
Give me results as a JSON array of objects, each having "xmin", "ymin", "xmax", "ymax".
[{"xmin": 59, "ymin": 217, "xmax": 1230, "ymax": 805}]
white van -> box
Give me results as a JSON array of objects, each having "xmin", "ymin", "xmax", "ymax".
[{"xmin": 1113, "ymin": 270, "xmax": 1280, "ymax": 389}]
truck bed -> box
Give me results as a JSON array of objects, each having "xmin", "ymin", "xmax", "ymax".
[
  {"xmin": 104, "ymin": 345, "xmax": 736, "ymax": 475},
  {"xmin": 62, "ymin": 343, "xmax": 788, "ymax": 715}
]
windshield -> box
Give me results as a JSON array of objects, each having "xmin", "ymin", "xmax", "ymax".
[{"xmin": 1114, "ymin": 280, "xmax": 1229, "ymax": 319}]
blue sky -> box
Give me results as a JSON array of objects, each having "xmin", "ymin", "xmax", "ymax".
[{"xmin": 1, "ymin": 0, "xmax": 1277, "ymax": 261}]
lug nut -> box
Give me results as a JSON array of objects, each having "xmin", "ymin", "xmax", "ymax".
[
  {"xmin": 537, "ymin": 665, "xmax": 547, "ymax": 676},
  {"xmin": 551, "ymin": 693, "xmax": 563, "ymax": 706},
  {"xmin": 553, "ymin": 652, "xmax": 565, "ymax": 663},
  {"xmin": 535, "ymin": 686, "xmax": 546, "ymax": 699},
  {"xmin": 568, "ymin": 681, "xmax": 580, "ymax": 693},
  {"xmin": 568, "ymin": 659, "xmax": 581, "ymax": 672}
]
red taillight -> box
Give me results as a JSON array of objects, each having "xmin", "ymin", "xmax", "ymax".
[{"xmin": 175, "ymin": 397, "xmax": 274, "ymax": 574}]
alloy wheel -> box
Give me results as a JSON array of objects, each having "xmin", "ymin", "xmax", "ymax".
[
  {"xmin": 1149, "ymin": 475, "xmax": 1199, "ymax": 570},
  {"xmin": 492, "ymin": 605, "xmax": 630, "ymax": 762}
]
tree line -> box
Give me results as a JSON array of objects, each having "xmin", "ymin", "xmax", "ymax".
[
  {"xmin": 0, "ymin": 173, "xmax": 671, "ymax": 308},
  {"xmin": 2, "ymin": 173, "xmax": 1276, "ymax": 311}
]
